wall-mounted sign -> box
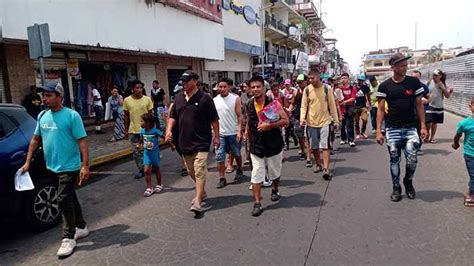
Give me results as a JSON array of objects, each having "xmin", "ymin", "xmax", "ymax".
[
  {"xmin": 243, "ymin": 5, "xmax": 256, "ymax": 24},
  {"xmin": 225, "ymin": 0, "xmax": 259, "ymax": 25}
]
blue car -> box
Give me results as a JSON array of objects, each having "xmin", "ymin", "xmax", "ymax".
[{"xmin": 0, "ymin": 104, "xmax": 60, "ymax": 228}]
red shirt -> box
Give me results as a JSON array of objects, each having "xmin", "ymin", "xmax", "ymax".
[{"xmin": 340, "ymin": 85, "xmax": 356, "ymax": 114}]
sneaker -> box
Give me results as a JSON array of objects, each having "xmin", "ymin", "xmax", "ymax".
[
  {"xmin": 134, "ymin": 170, "xmax": 144, "ymax": 179},
  {"xmin": 234, "ymin": 169, "xmax": 243, "ymax": 182},
  {"xmin": 305, "ymin": 160, "xmax": 312, "ymax": 167},
  {"xmin": 263, "ymin": 180, "xmax": 273, "ymax": 187},
  {"xmin": 216, "ymin": 178, "xmax": 227, "ymax": 189},
  {"xmin": 271, "ymin": 190, "xmax": 281, "ymax": 201},
  {"xmin": 403, "ymin": 178, "xmax": 416, "ymax": 199},
  {"xmin": 371, "ymin": 129, "xmax": 376, "ymax": 134},
  {"xmin": 74, "ymin": 226, "xmax": 89, "ymax": 240},
  {"xmin": 322, "ymin": 169, "xmax": 332, "ymax": 181},
  {"xmin": 95, "ymin": 130, "xmax": 106, "ymax": 135},
  {"xmin": 251, "ymin": 202, "xmax": 263, "ymax": 217},
  {"xmin": 349, "ymin": 141, "xmax": 356, "ymax": 147},
  {"xmin": 390, "ymin": 186, "xmax": 402, "ymax": 202},
  {"xmin": 356, "ymin": 134, "xmax": 361, "ymax": 140},
  {"xmin": 299, "ymin": 153, "xmax": 306, "ymax": 160},
  {"xmin": 180, "ymin": 168, "xmax": 188, "ymax": 177},
  {"xmin": 313, "ymin": 164, "xmax": 323, "ymax": 173},
  {"xmin": 244, "ymin": 160, "xmax": 250, "ymax": 166},
  {"xmin": 361, "ymin": 134, "xmax": 368, "ymax": 139},
  {"xmin": 340, "ymin": 140, "xmax": 347, "ymax": 145},
  {"xmin": 57, "ymin": 238, "xmax": 76, "ymax": 258}
]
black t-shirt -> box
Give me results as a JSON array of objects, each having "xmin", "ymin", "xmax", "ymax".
[
  {"xmin": 377, "ymin": 76, "xmax": 424, "ymax": 128},
  {"xmin": 151, "ymin": 87, "xmax": 165, "ymax": 105},
  {"xmin": 170, "ymin": 89, "xmax": 219, "ymax": 154},
  {"xmin": 355, "ymin": 85, "xmax": 370, "ymax": 108},
  {"xmin": 22, "ymin": 93, "xmax": 43, "ymax": 119},
  {"xmin": 292, "ymin": 90, "xmax": 303, "ymax": 120}
]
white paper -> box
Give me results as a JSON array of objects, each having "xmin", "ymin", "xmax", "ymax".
[{"xmin": 14, "ymin": 169, "xmax": 35, "ymax": 191}]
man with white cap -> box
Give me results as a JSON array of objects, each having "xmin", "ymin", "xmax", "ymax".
[{"xmin": 21, "ymin": 82, "xmax": 90, "ymax": 258}]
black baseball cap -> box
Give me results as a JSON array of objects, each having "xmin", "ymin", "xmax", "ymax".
[
  {"xmin": 389, "ymin": 53, "xmax": 412, "ymax": 66},
  {"xmin": 180, "ymin": 70, "xmax": 199, "ymax": 82}
]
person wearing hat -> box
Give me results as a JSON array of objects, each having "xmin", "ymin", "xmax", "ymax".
[
  {"xmin": 425, "ymin": 68, "xmax": 452, "ymax": 143},
  {"xmin": 354, "ymin": 74, "xmax": 371, "ymax": 139},
  {"xmin": 376, "ymin": 53, "xmax": 428, "ymax": 202},
  {"xmin": 20, "ymin": 82, "xmax": 90, "ymax": 258},
  {"xmin": 165, "ymin": 70, "xmax": 220, "ymax": 215},
  {"xmin": 22, "ymin": 85, "xmax": 43, "ymax": 119},
  {"xmin": 123, "ymin": 80, "xmax": 154, "ymax": 179}
]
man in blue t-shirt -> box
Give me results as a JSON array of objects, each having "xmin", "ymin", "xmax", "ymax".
[{"xmin": 21, "ymin": 82, "xmax": 90, "ymax": 258}]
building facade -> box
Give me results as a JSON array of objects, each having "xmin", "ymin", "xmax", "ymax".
[
  {"xmin": 204, "ymin": 0, "xmax": 262, "ymax": 85},
  {"xmin": 0, "ymin": 0, "xmax": 224, "ymax": 111}
]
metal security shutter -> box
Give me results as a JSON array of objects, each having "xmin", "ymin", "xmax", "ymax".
[
  {"xmin": 0, "ymin": 65, "xmax": 5, "ymax": 103},
  {"xmin": 138, "ymin": 64, "xmax": 157, "ymax": 96},
  {"xmin": 33, "ymin": 58, "xmax": 67, "ymax": 70}
]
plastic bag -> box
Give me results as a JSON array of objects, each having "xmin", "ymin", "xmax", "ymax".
[{"xmin": 14, "ymin": 169, "xmax": 35, "ymax": 191}]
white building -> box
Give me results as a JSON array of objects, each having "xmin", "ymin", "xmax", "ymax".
[
  {"xmin": 204, "ymin": 0, "xmax": 262, "ymax": 85},
  {"xmin": 0, "ymin": 0, "xmax": 224, "ymax": 105}
]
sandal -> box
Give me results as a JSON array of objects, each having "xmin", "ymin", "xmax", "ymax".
[
  {"xmin": 225, "ymin": 167, "xmax": 234, "ymax": 174},
  {"xmin": 429, "ymin": 139, "xmax": 437, "ymax": 144},
  {"xmin": 191, "ymin": 192, "xmax": 208, "ymax": 205},
  {"xmin": 143, "ymin": 188, "xmax": 154, "ymax": 197},
  {"xmin": 154, "ymin": 185, "xmax": 163, "ymax": 193}
]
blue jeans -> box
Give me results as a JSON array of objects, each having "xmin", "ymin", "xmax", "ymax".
[
  {"xmin": 341, "ymin": 114, "xmax": 355, "ymax": 142},
  {"xmin": 370, "ymin": 107, "xmax": 385, "ymax": 131},
  {"xmin": 385, "ymin": 127, "xmax": 420, "ymax": 187},
  {"xmin": 215, "ymin": 135, "xmax": 241, "ymax": 163},
  {"xmin": 465, "ymin": 154, "xmax": 474, "ymax": 194}
]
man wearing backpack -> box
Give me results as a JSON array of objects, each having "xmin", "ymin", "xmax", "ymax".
[{"xmin": 300, "ymin": 69, "xmax": 339, "ymax": 180}]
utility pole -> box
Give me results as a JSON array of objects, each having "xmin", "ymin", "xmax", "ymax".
[{"xmin": 414, "ymin": 22, "xmax": 418, "ymax": 50}]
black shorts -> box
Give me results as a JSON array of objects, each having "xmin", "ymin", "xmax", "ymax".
[{"xmin": 426, "ymin": 106, "xmax": 444, "ymax": 124}]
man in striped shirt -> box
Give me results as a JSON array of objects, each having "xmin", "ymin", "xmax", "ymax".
[{"xmin": 376, "ymin": 53, "xmax": 428, "ymax": 202}]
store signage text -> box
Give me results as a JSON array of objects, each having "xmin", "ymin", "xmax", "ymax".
[{"xmin": 222, "ymin": 0, "xmax": 260, "ymax": 25}]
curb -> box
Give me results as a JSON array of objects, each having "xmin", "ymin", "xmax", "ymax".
[{"xmin": 90, "ymin": 148, "xmax": 133, "ymax": 168}]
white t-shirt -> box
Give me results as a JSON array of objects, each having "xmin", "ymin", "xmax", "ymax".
[
  {"xmin": 214, "ymin": 93, "xmax": 239, "ymax": 136},
  {"xmin": 92, "ymin": 89, "xmax": 103, "ymax": 107}
]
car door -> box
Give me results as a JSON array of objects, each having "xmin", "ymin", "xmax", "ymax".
[{"xmin": 0, "ymin": 111, "xmax": 29, "ymax": 201}]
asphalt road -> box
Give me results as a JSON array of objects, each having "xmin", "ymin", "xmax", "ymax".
[{"xmin": 0, "ymin": 113, "xmax": 471, "ymax": 265}]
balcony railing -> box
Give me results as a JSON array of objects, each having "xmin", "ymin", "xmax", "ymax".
[
  {"xmin": 277, "ymin": 22, "xmax": 289, "ymax": 35},
  {"xmin": 265, "ymin": 12, "xmax": 290, "ymax": 35}
]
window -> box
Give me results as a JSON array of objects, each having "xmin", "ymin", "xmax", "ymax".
[
  {"xmin": 374, "ymin": 62, "xmax": 383, "ymax": 67},
  {"xmin": 0, "ymin": 113, "xmax": 17, "ymax": 139},
  {"xmin": 235, "ymin": 72, "xmax": 244, "ymax": 84}
]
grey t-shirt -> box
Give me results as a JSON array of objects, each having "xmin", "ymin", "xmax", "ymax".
[{"xmin": 428, "ymin": 81, "xmax": 445, "ymax": 109}]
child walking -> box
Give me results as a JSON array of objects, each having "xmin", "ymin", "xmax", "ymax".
[
  {"xmin": 452, "ymin": 98, "xmax": 474, "ymax": 206},
  {"xmin": 140, "ymin": 113, "xmax": 165, "ymax": 197}
]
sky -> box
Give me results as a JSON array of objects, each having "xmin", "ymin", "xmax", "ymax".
[{"xmin": 319, "ymin": 0, "xmax": 474, "ymax": 73}]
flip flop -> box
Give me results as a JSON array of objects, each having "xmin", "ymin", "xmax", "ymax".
[{"xmin": 225, "ymin": 167, "xmax": 234, "ymax": 173}]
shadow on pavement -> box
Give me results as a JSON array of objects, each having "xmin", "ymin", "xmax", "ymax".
[
  {"xmin": 265, "ymin": 193, "xmax": 325, "ymax": 211},
  {"xmin": 422, "ymin": 149, "xmax": 452, "ymax": 156},
  {"xmin": 353, "ymin": 140, "xmax": 376, "ymax": 146},
  {"xmin": 279, "ymin": 179, "xmax": 315, "ymax": 188},
  {"xmin": 337, "ymin": 147, "xmax": 358, "ymax": 153},
  {"xmin": 416, "ymin": 190, "xmax": 464, "ymax": 203},
  {"xmin": 334, "ymin": 166, "xmax": 368, "ymax": 177},
  {"xmin": 75, "ymin": 224, "xmax": 149, "ymax": 251},
  {"xmin": 205, "ymin": 195, "xmax": 254, "ymax": 212}
]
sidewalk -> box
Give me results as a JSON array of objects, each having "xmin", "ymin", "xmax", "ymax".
[{"xmin": 85, "ymin": 121, "xmax": 133, "ymax": 167}]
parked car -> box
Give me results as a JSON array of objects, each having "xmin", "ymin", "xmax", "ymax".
[{"xmin": 0, "ymin": 104, "xmax": 60, "ymax": 229}]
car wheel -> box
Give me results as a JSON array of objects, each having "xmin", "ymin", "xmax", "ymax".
[{"xmin": 26, "ymin": 183, "xmax": 61, "ymax": 229}]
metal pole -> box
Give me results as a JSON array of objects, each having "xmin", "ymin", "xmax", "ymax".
[{"xmin": 39, "ymin": 56, "xmax": 45, "ymax": 86}]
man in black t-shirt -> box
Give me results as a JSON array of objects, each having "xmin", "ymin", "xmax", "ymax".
[
  {"xmin": 376, "ymin": 53, "xmax": 428, "ymax": 202},
  {"xmin": 22, "ymin": 85, "xmax": 43, "ymax": 119},
  {"xmin": 354, "ymin": 75, "xmax": 371, "ymax": 139},
  {"xmin": 151, "ymin": 80, "xmax": 166, "ymax": 110},
  {"xmin": 165, "ymin": 70, "xmax": 220, "ymax": 216}
]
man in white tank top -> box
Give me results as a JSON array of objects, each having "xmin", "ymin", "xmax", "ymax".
[{"xmin": 213, "ymin": 78, "xmax": 243, "ymax": 188}]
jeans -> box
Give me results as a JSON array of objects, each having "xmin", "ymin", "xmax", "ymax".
[
  {"xmin": 215, "ymin": 135, "xmax": 241, "ymax": 163},
  {"xmin": 93, "ymin": 105, "xmax": 104, "ymax": 124},
  {"xmin": 465, "ymin": 154, "xmax": 474, "ymax": 194},
  {"xmin": 370, "ymin": 107, "xmax": 386, "ymax": 131},
  {"xmin": 341, "ymin": 114, "xmax": 355, "ymax": 142},
  {"xmin": 130, "ymin": 133, "xmax": 144, "ymax": 172},
  {"xmin": 385, "ymin": 127, "xmax": 420, "ymax": 187},
  {"xmin": 53, "ymin": 171, "xmax": 86, "ymax": 239}
]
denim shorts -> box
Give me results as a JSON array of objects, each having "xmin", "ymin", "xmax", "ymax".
[{"xmin": 215, "ymin": 135, "xmax": 241, "ymax": 163}]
